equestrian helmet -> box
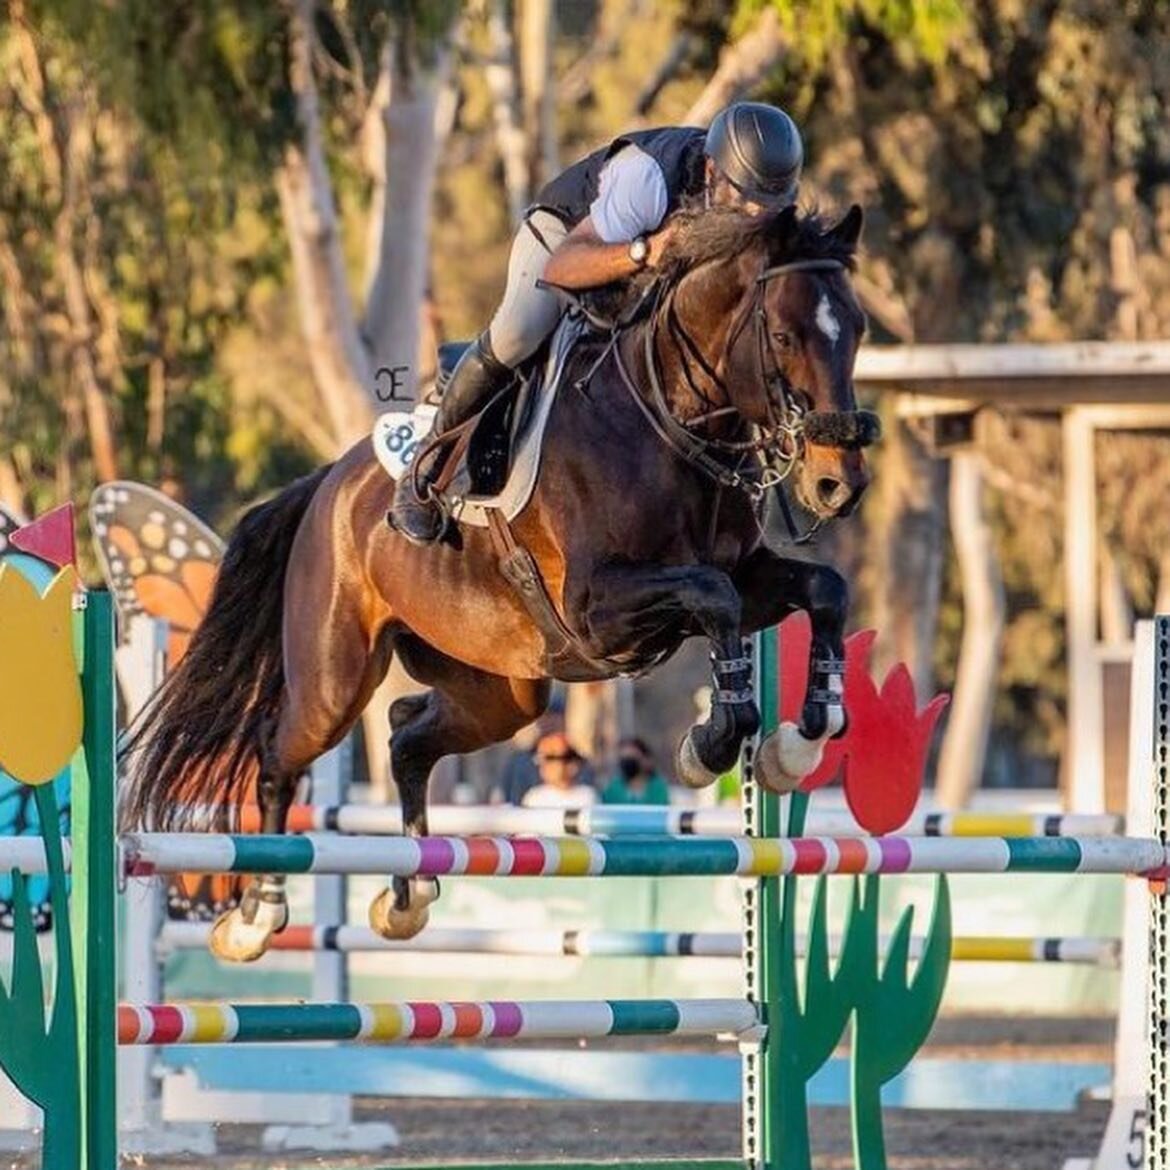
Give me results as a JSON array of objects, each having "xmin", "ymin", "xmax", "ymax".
[{"xmin": 704, "ymin": 102, "xmax": 803, "ymax": 206}]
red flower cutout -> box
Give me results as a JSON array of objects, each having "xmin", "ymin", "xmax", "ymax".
[
  {"xmin": 773, "ymin": 612, "xmax": 949, "ymax": 833},
  {"xmin": 839, "ymin": 663, "xmax": 949, "ymax": 835}
]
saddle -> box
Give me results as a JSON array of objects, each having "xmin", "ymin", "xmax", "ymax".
[{"xmin": 374, "ymin": 314, "xmax": 586, "ymax": 530}]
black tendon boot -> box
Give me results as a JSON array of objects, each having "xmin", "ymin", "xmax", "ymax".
[{"xmin": 388, "ymin": 333, "xmax": 513, "ymax": 544}]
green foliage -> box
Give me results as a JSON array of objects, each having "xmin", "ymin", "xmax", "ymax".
[
  {"xmin": 735, "ymin": 0, "xmax": 969, "ymax": 68},
  {"xmin": 0, "ymin": 12, "xmax": 314, "ymax": 566},
  {"xmin": 23, "ymin": 1, "xmax": 293, "ymax": 176}
]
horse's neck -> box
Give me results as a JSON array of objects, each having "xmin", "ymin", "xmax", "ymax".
[{"xmin": 637, "ymin": 281, "xmax": 745, "ymax": 437}]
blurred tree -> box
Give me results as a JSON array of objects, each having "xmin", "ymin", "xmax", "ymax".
[{"xmin": 40, "ymin": 0, "xmax": 461, "ymax": 436}]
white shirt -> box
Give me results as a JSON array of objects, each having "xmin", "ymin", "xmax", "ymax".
[
  {"xmin": 521, "ymin": 783, "xmax": 599, "ymax": 809},
  {"xmin": 588, "ymin": 145, "xmax": 670, "ymax": 244}
]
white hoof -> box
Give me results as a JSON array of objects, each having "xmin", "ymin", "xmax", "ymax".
[
  {"xmin": 368, "ymin": 880, "xmax": 437, "ymax": 941},
  {"xmin": 208, "ymin": 900, "xmax": 287, "ymax": 963},
  {"xmin": 676, "ymin": 730, "xmax": 720, "ymax": 790},
  {"xmin": 754, "ymin": 722, "xmax": 827, "ymax": 795}
]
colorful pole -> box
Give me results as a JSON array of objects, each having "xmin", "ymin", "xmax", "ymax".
[
  {"xmin": 219, "ymin": 802, "xmax": 1125, "ymax": 840},
  {"xmin": 155, "ymin": 922, "xmax": 1122, "ymax": 966},
  {"xmin": 119, "ymin": 831, "xmax": 1170, "ymax": 878},
  {"xmin": 117, "ymin": 998, "xmax": 760, "ymax": 1046}
]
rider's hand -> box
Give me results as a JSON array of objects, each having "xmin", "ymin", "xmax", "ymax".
[{"xmin": 646, "ymin": 219, "xmax": 678, "ymax": 269}]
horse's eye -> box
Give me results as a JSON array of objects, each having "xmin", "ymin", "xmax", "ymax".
[{"xmin": 772, "ymin": 331, "xmax": 793, "ymax": 350}]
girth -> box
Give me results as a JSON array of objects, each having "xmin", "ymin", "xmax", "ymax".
[{"xmin": 484, "ymin": 511, "xmax": 641, "ymax": 682}]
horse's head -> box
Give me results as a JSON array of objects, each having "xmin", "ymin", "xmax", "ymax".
[{"xmin": 664, "ymin": 204, "xmax": 878, "ymax": 522}]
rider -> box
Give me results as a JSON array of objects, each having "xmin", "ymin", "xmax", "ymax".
[{"xmin": 389, "ymin": 101, "xmax": 805, "ymax": 544}]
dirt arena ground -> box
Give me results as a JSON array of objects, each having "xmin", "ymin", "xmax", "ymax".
[{"xmin": 6, "ymin": 1017, "xmax": 1114, "ymax": 1169}]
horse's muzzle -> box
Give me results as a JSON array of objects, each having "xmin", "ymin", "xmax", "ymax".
[{"xmin": 802, "ymin": 409, "xmax": 882, "ymax": 450}]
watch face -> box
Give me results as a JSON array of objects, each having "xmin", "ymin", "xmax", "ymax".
[{"xmin": 630, "ymin": 237, "xmax": 648, "ymax": 263}]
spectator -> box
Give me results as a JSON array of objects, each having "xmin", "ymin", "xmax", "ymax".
[
  {"xmin": 522, "ymin": 733, "xmax": 597, "ymax": 808},
  {"xmin": 602, "ymin": 737, "xmax": 671, "ymax": 805},
  {"xmin": 496, "ymin": 724, "xmax": 542, "ymax": 805}
]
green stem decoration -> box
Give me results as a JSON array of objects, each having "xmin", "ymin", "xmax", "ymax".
[
  {"xmin": 770, "ymin": 791, "xmax": 861, "ymax": 1170},
  {"xmin": 0, "ymin": 779, "xmax": 81, "ymax": 1170},
  {"xmin": 849, "ymin": 872, "xmax": 952, "ymax": 1170}
]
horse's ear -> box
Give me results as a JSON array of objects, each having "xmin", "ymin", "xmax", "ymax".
[
  {"xmin": 828, "ymin": 204, "xmax": 864, "ymax": 249},
  {"xmin": 773, "ymin": 203, "xmax": 798, "ymax": 242}
]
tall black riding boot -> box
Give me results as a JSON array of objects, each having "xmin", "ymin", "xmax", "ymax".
[{"xmin": 388, "ymin": 332, "xmax": 514, "ymax": 545}]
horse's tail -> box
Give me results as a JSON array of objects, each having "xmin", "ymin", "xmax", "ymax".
[{"xmin": 120, "ymin": 464, "xmax": 334, "ymax": 832}]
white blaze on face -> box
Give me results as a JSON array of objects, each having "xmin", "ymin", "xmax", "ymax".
[{"xmin": 816, "ymin": 293, "xmax": 841, "ymax": 348}]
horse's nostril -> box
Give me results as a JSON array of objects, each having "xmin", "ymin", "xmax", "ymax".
[{"xmin": 816, "ymin": 477, "xmax": 848, "ymax": 509}]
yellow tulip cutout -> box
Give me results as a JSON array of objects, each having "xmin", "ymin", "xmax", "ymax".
[{"xmin": 0, "ymin": 565, "xmax": 83, "ymax": 784}]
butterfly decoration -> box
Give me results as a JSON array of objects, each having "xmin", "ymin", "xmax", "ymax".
[
  {"xmin": 90, "ymin": 482, "xmax": 223, "ymax": 669},
  {"xmin": 0, "ymin": 503, "xmax": 73, "ymax": 933},
  {"xmin": 90, "ymin": 482, "xmax": 253, "ymax": 922}
]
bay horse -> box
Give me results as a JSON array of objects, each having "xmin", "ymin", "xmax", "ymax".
[{"xmin": 123, "ymin": 203, "xmax": 879, "ymax": 961}]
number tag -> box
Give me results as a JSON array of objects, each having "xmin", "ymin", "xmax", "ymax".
[{"xmin": 373, "ymin": 408, "xmax": 437, "ymax": 482}]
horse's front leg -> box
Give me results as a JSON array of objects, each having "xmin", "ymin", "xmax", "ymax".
[
  {"xmin": 582, "ymin": 565, "xmax": 759, "ymax": 790},
  {"xmin": 734, "ymin": 548, "xmax": 848, "ymax": 793}
]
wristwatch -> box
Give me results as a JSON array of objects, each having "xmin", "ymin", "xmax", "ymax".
[{"xmin": 628, "ymin": 236, "xmax": 649, "ymax": 268}]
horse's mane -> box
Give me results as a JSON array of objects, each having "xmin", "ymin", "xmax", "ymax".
[
  {"xmin": 660, "ymin": 204, "xmax": 858, "ymax": 282},
  {"xmin": 585, "ymin": 205, "xmax": 858, "ymax": 321}
]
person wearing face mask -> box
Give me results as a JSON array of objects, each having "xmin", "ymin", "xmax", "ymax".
[
  {"xmin": 602, "ymin": 737, "xmax": 672, "ymax": 805},
  {"xmin": 522, "ymin": 732, "xmax": 598, "ymax": 809}
]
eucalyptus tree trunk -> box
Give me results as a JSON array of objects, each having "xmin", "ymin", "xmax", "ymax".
[
  {"xmin": 683, "ymin": 7, "xmax": 786, "ymax": 126},
  {"xmin": 361, "ymin": 33, "xmax": 453, "ymax": 403},
  {"xmin": 519, "ymin": 0, "xmax": 557, "ymax": 190},
  {"xmin": 10, "ymin": 14, "xmax": 120, "ymax": 482},
  {"xmin": 870, "ymin": 410, "xmax": 947, "ymax": 701},
  {"xmin": 279, "ymin": 0, "xmax": 375, "ymax": 446},
  {"xmin": 935, "ymin": 451, "xmax": 1004, "ymax": 809},
  {"xmin": 485, "ymin": 0, "xmax": 530, "ymax": 227},
  {"xmin": 1099, "ymin": 544, "xmax": 1133, "ymax": 645}
]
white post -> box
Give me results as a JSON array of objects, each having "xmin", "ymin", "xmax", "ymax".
[
  {"xmin": 117, "ymin": 616, "xmax": 167, "ymax": 1138},
  {"xmin": 258, "ymin": 728, "xmax": 398, "ymax": 1154},
  {"xmin": 1063, "ymin": 409, "xmax": 1105, "ymax": 813},
  {"xmin": 1065, "ymin": 617, "xmax": 1162, "ymax": 1170},
  {"xmin": 118, "ymin": 617, "xmax": 217, "ymax": 1155},
  {"xmin": 311, "ymin": 739, "xmax": 349, "ymax": 1003},
  {"xmin": 1145, "ymin": 615, "xmax": 1168, "ymax": 1170}
]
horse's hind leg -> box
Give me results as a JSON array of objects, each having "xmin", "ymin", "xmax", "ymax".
[
  {"xmin": 210, "ymin": 608, "xmax": 395, "ymax": 962},
  {"xmin": 208, "ymin": 721, "xmax": 301, "ymax": 962},
  {"xmin": 369, "ymin": 635, "xmax": 549, "ymax": 940}
]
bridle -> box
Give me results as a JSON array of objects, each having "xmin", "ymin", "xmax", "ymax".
[{"xmin": 611, "ymin": 256, "xmax": 880, "ymax": 537}]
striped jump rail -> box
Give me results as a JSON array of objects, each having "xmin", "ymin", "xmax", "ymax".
[
  {"xmin": 157, "ymin": 922, "xmax": 1124, "ymax": 966},
  {"xmin": 119, "ymin": 832, "xmax": 1170, "ymax": 879},
  {"xmin": 221, "ymin": 803, "xmax": 1126, "ymax": 840},
  {"xmin": 117, "ymin": 998, "xmax": 760, "ymax": 1046}
]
